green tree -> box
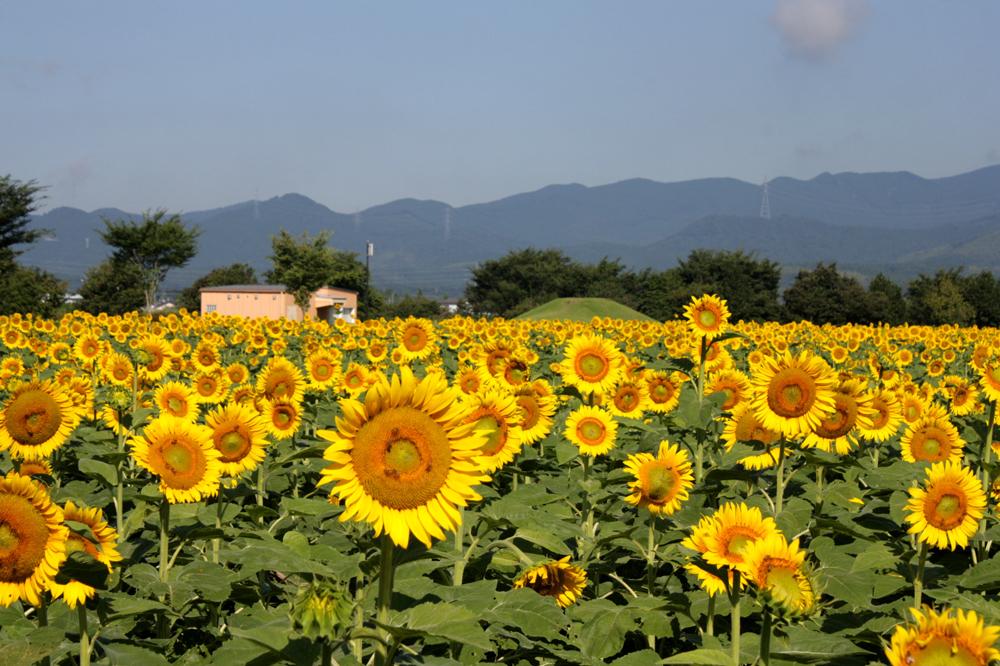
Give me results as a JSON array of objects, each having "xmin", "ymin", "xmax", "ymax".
[
  {"xmin": 465, "ymin": 248, "xmax": 586, "ymax": 317},
  {"xmin": 863, "ymin": 273, "xmax": 907, "ymax": 325},
  {"xmin": 101, "ymin": 209, "xmax": 200, "ymax": 312},
  {"xmin": 266, "ymin": 230, "xmax": 383, "ymax": 317},
  {"xmin": 783, "ymin": 263, "xmax": 869, "ymax": 324},
  {"xmin": 907, "ymin": 270, "xmax": 976, "ymax": 325},
  {"xmin": 178, "ymin": 263, "xmax": 258, "ymax": 311},
  {"xmin": 384, "ymin": 293, "xmax": 443, "ymax": 319},
  {"xmin": 957, "ymin": 271, "xmax": 1000, "ymax": 326},
  {"xmin": 0, "ymin": 174, "xmax": 45, "ymax": 264},
  {"xmin": 620, "ymin": 268, "xmax": 686, "ymax": 321},
  {"xmin": 78, "ymin": 259, "xmax": 147, "ymax": 315},
  {"xmin": 0, "ymin": 265, "xmax": 66, "ymax": 318},
  {"xmin": 675, "ymin": 250, "xmax": 782, "ymax": 321}
]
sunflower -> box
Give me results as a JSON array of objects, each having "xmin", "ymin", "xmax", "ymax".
[
  {"xmin": 191, "ymin": 341, "xmax": 222, "ymax": 373},
  {"xmin": 750, "ymin": 351, "xmax": 838, "ymax": 439},
  {"xmin": 683, "ymin": 294, "xmax": 730, "ymax": 341},
  {"xmin": 101, "ymin": 352, "xmax": 134, "ymax": 387},
  {"xmin": 699, "ymin": 503, "xmax": 782, "ymax": 570},
  {"xmin": 224, "ymin": 362, "xmax": 250, "ymax": 386},
  {"xmin": 317, "ymin": 368, "xmax": 489, "ymax": 549},
  {"xmin": 513, "ymin": 556, "xmax": 587, "ymax": 608},
  {"xmin": 564, "ymin": 406, "xmax": 618, "ymax": 457},
  {"xmin": 706, "ymin": 369, "xmax": 751, "ymax": 412},
  {"xmin": 193, "ymin": 371, "xmax": 230, "ymax": 404},
  {"xmin": 557, "ymin": 335, "xmax": 624, "ymax": 396},
  {"xmin": 0, "ymin": 472, "xmax": 68, "ymax": 607},
  {"xmin": 623, "ymin": 441, "xmax": 694, "ymax": 516},
  {"xmin": 899, "ymin": 392, "xmax": 929, "ymax": 424},
  {"xmin": 396, "ymin": 317, "xmax": 437, "ymax": 362},
  {"xmin": 514, "ymin": 384, "xmax": 556, "ymax": 445},
  {"xmin": 305, "ymin": 350, "xmax": 341, "ymax": 391},
  {"xmin": 49, "ymin": 501, "xmax": 122, "ymax": 608},
  {"xmin": 154, "ymin": 381, "xmax": 201, "ymax": 422},
  {"xmin": 801, "ymin": 378, "xmax": 875, "ymax": 455},
  {"xmin": 72, "ymin": 334, "xmax": 104, "ymax": 365},
  {"xmin": 607, "ymin": 379, "xmax": 648, "ymax": 418},
  {"xmin": 859, "ymin": 389, "xmax": 903, "ymax": 442},
  {"xmin": 644, "ymin": 371, "xmax": 682, "ymax": 414},
  {"xmin": 341, "ymin": 363, "xmax": 371, "ymax": 397},
  {"xmin": 721, "ymin": 404, "xmax": 782, "ymax": 470},
  {"xmin": 135, "ymin": 335, "xmax": 171, "ymax": 382},
  {"xmin": 0, "ymin": 379, "xmax": 82, "ymax": 461},
  {"xmin": 905, "ymin": 461, "xmax": 986, "ymax": 550},
  {"xmin": 205, "ymin": 403, "xmax": 269, "ymax": 477},
  {"xmin": 130, "ymin": 417, "xmax": 222, "ymax": 504},
  {"xmin": 462, "ymin": 391, "xmax": 524, "ymax": 472},
  {"xmin": 256, "ymin": 356, "xmax": 304, "ymax": 403},
  {"xmin": 945, "ymin": 377, "xmax": 980, "ymax": 417},
  {"xmin": 900, "ymin": 414, "xmax": 965, "ymax": 464},
  {"xmin": 737, "ymin": 534, "xmax": 816, "ymax": 615},
  {"xmin": 979, "ymin": 360, "xmax": 1000, "ymax": 403},
  {"xmin": 262, "ymin": 399, "xmax": 303, "ymax": 441},
  {"xmin": 886, "ymin": 607, "xmax": 1000, "ymax": 666}
]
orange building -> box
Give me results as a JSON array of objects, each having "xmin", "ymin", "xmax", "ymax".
[{"xmin": 199, "ymin": 285, "xmax": 358, "ymax": 322}]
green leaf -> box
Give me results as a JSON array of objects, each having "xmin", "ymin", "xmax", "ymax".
[
  {"xmin": 228, "ymin": 605, "xmax": 293, "ymax": 653},
  {"xmin": 175, "ymin": 560, "xmax": 238, "ymax": 603},
  {"xmin": 959, "ymin": 554, "xmax": 1000, "ymax": 591},
  {"xmin": 396, "ymin": 602, "xmax": 492, "ymax": 650},
  {"xmin": 661, "ymin": 648, "xmax": 735, "ymax": 665},
  {"xmin": 574, "ymin": 599, "xmax": 638, "ymax": 660},
  {"xmin": 106, "ymin": 594, "xmax": 170, "ymax": 618},
  {"xmin": 0, "ymin": 626, "xmax": 65, "ymax": 666},
  {"xmin": 102, "ymin": 643, "xmax": 171, "ymax": 666},
  {"xmin": 280, "ymin": 496, "xmax": 335, "ymax": 517},
  {"xmin": 79, "ymin": 458, "xmax": 119, "ymax": 486},
  {"xmin": 772, "ymin": 626, "xmax": 871, "ymax": 662},
  {"xmin": 488, "ymin": 588, "xmax": 568, "ymax": 640}
]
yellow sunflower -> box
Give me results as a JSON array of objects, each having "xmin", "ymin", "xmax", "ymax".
[
  {"xmin": 262, "ymin": 399, "xmax": 303, "ymax": 441},
  {"xmin": 886, "ymin": 607, "xmax": 1000, "ymax": 666},
  {"xmin": 750, "ymin": 351, "xmax": 838, "ymax": 439},
  {"xmin": 317, "ymin": 368, "xmax": 489, "ymax": 549},
  {"xmin": 721, "ymin": 404, "xmax": 782, "ymax": 470},
  {"xmin": 154, "ymin": 380, "xmax": 201, "ymax": 422},
  {"xmin": 737, "ymin": 534, "xmax": 815, "ymax": 615},
  {"xmin": 135, "ymin": 335, "xmax": 171, "ymax": 382},
  {"xmin": 858, "ymin": 389, "xmax": 903, "ymax": 443},
  {"xmin": 514, "ymin": 384, "xmax": 556, "ymax": 445},
  {"xmin": 607, "ymin": 379, "xmax": 648, "ymax": 418},
  {"xmin": 623, "ymin": 441, "xmax": 694, "ymax": 516},
  {"xmin": 900, "ymin": 414, "xmax": 965, "ymax": 465},
  {"xmin": 979, "ymin": 360, "xmax": 1000, "ymax": 403},
  {"xmin": 706, "ymin": 369, "xmax": 751, "ymax": 412},
  {"xmin": 100, "ymin": 352, "xmax": 134, "ymax": 387},
  {"xmin": 905, "ymin": 461, "xmax": 986, "ymax": 550},
  {"xmin": 49, "ymin": 501, "xmax": 122, "ymax": 608},
  {"xmin": 564, "ymin": 406, "xmax": 618, "ymax": 457},
  {"xmin": 644, "ymin": 371, "xmax": 682, "ymax": 414},
  {"xmin": 193, "ymin": 371, "xmax": 230, "ymax": 404},
  {"xmin": 72, "ymin": 334, "xmax": 104, "ymax": 365},
  {"xmin": 257, "ymin": 356, "xmax": 305, "ymax": 403},
  {"xmin": 341, "ymin": 363, "xmax": 371, "ymax": 397},
  {"xmin": 205, "ymin": 402, "xmax": 269, "ymax": 477},
  {"xmin": 513, "ymin": 556, "xmax": 587, "ymax": 608},
  {"xmin": 683, "ymin": 294, "xmax": 730, "ymax": 341},
  {"xmin": 396, "ymin": 317, "xmax": 437, "ymax": 362},
  {"xmin": 130, "ymin": 417, "xmax": 222, "ymax": 504},
  {"xmin": 305, "ymin": 350, "xmax": 341, "ymax": 391},
  {"xmin": 0, "ymin": 379, "xmax": 82, "ymax": 461},
  {"xmin": 557, "ymin": 335, "xmax": 624, "ymax": 396},
  {"xmin": 801, "ymin": 378, "xmax": 876, "ymax": 455},
  {"xmin": 0, "ymin": 472, "xmax": 68, "ymax": 607},
  {"xmin": 462, "ymin": 390, "xmax": 524, "ymax": 473},
  {"xmin": 699, "ymin": 502, "xmax": 781, "ymax": 570}
]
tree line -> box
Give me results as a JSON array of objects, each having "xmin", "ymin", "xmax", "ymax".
[{"xmin": 463, "ymin": 247, "xmax": 1000, "ymax": 326}]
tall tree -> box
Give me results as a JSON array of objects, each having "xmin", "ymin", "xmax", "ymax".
[
  {"xmin": 78, "ymin": 259, "xmax": 147, "ymax": 315},
  {"xmin": 464, "ymin": 248, "xmax": 585, "ymax": 317},
  {"xmin": 907, "ymin": 269, "xmax": 975, "ymax": 325},
  {"xmin": 101, "ymin": 209, "xmax": 199, "ymax": 311},
  {"xmin": 783, "ymin": 263, "xmax": 869, "ymax": 324},
  {"xmin": 0, "ymin": 265, "xmax": 66, "ymax": 318},
  {"xmin": 0, "ymin": 174, "xmax": 45, "ymax": 265},
  {"xmin": 178, "ymin": 263, "xmax": 257, "ymax": 311},
  {"xmin": 675, "ymin": 250, "xmax": 782, "ymax": 321},
  {"xmin": 863, "ymin": 273, "xmax": 907, "ymax": 325}
]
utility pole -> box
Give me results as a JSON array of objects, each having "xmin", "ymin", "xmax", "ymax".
[{"xmin": 366, "ymin": 241, "xmax": 374, "ymax": 288}]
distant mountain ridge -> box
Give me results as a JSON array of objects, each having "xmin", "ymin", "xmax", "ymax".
[{"xmin": 23, "ymin": 164, "xmax": 1000, "ymax": 296}]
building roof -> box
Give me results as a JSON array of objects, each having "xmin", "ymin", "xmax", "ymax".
[{"xmin": 199, "ymin": 284, "xmax": 358, "ymax": 294}]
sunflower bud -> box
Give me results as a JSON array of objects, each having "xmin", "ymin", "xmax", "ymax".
[{"xmin": 290, "ymin": 583, "xmax": 352, "ymax": 640}]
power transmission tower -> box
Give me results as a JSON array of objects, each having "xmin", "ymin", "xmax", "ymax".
[{"xmin": 760, "ymin": 178, "xmax": 771, "ymax": 219}]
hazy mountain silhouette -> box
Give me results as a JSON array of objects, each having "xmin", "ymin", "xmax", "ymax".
[{"xmin": 23, "ymin": 164, "xmax": 1000, "ymax": 296}]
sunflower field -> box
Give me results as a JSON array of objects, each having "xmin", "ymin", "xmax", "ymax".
[{"xmin": 1, "ymin": 297, "xmax": 1000, "ymax": 666}]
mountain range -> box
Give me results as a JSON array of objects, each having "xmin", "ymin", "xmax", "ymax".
[{"xmin": 23, "ymin": 164, "xmax": 1000, "ymax": 296}]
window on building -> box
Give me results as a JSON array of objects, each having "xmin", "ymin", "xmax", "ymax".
[{"xmin": 206, "ymin": 304, "xmax": 217, "ymax": 312}]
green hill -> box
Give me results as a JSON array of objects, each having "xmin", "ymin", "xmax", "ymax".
[{"xmin": 516, "ymin": 298, "xmax": 654, "ymax": 322}]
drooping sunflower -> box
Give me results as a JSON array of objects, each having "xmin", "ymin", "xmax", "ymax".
[
  {"xmin": 205, "ymin": 402, "xmax": 269, "ymax": 477},
  {"xmin": 801, "ymin": 378, "xmax": 876, "ymax": 455},
  {"xmin": 317, "ymin": 368, "xmax": 489, "ymax": 549},
  {"xmin": 130, "ymin": 417, "xmax": 222, "ymax": 504},
  {"xmin": 737, "ymin": 534, "xmax": 816, "ymax": 616},
  {"xmin": 905, "ymin": 461, "xmax": 986, "ymax": 550},
  {"xmin": 396, "ymin": 317, "xmax": 437, "ymax": 362},
  {"xmin": 750, "ymin": 351, "xmax": 838, "ymax": 438},
  {"xmin": 513, "ymin": 383, "xmax": 556, "ymax": 445},
  {"xmin": 900, "ymin": 413, "xmax": 965, "ymax": 464},
  {"xmin": 858, "ymin": 389, "xmax": 903, "ymax": 442},
  {"xmin": 513, "ymin": 556, "xmax": 587, "ymax": 608},
  {"xmin": 557, "ymin": 335, "xmax": 624, "ymax": 396},
  {"xmin": 0, "ymin": 379, "xmax": 82, "ymax": 461},
  {"xmin": 886, "ymin": 607, "xmax": 1000, "ymax": 666},
  {"xmin": 154, "ymin": 380, "xmax": 201, "ymax": 422},
  {"xmin": 721, "ymin": 404, "xmax": 783, "ymax": 470},
  {"xmin": 623, "ymin": 441, "xmax": 694, "ymax": 516},
  {"xmin": 462, "ymin": 391, "xmax": 524, "ymax": 473},
  {"xmin": 0, "ymin": 472, "xmax": 68, "ymax": 607},
  {"xmin": 564, "ymin": 406, "xmax": 618, "ymax": 457},
  {"xmin": 49, "ymin": 501, "xmax": 122, "ymax": 608},
  {"xmin": 683, "ymin": 294, "xmax": 730, "ymax": 341}
]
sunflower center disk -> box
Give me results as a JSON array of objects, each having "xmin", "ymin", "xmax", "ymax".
[
  {"xmin": 474, "ymin": 416, "xmax": 506, "ymax": 457},
  {"xmin": 6, "ymin": 390, "xmax": 62, "ymax": 445},
  {"xmin": 218, "ymin": 429, "xmax": 251, "ymax": 461},
  {"xmin": 577, "ymin": 353, "xmax": 608, "ymax": 381},
  {"xmin": 0, "ymin": 495, "xmax": 49, "ymax": 583},
  {"xmin": 697, "ymin": 309, "xmax": 718, "ymax": 328},
  {"xmin": 352, "ymin": 406, "xmax": 452, "ymax": 511},
  {"xmin": 815, "ymin": 397, "xmax": 856, "ymax": 439},
  {"xmin": 167, "ymin": 397, "xmax": 185, "ymax": 414},
  {"xmin": 577, "ymin": 419, "xmax": 605, "ymax": 446},
  {"xmin": 767, "ymin": 369, "xmax": 816, "ymax": 418},
  {"xmin": 764, "ymin": 563, "xmax": 804, "ymax": 605},
  {"xmin": 643, "ymin": 465, "xmax": 676, "ymax": 502},
  {"xmin": 912, "ymin": 637, "xmax": 980, "ymax": 666},
  {"xmin": 517, "ymin": 397, "xmax": 540, "ymax": 428},
  {"xmin": 163, "ymin": 442, "xmax": 194, "ymax": 473}
]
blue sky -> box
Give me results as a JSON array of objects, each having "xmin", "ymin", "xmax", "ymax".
[{"xmin": 3, "ymin": 1, "xmax": 998, "ymax": 213}]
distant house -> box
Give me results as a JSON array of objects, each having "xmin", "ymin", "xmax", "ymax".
[{"xmin": 200, "ymin": 285, "xmax": 358, "ymax": 322}]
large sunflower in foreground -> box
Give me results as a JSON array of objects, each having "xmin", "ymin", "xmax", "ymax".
[
  {"xmin": 317, "ymin": 368, "xmax": 489, "ymax": 549},
  {"xmin": 557, "ymin": 335, "xmax": 624, "ymax": 395},
  {"xmin": 886, "ymin": 607, "xmax": 1000, "ymax": 666},
  {"xmin": 750, "ymin": 351, "xmax": 838, "ymax": 438},
  {"xmin": 130, "ymin": 417, "xmax": 222, "ymax": 504},
  {"xmin": 905, "ymin": 461, "xmax": 985, "ymax": 550},
  {"xmin": 0, "ymin": 472, "xmax": 68, "ymax": 607},
  {"xmin": 513, "ymin": 556, "xmax": 587, "ymax": 608},
  {"xmin": 623, "ymin": 441, "xmax": 694, "ymax": 516},
  {"xmin": 0, "ymin": 379, "xmax": 82, "ymax": 461},
  {"xmin": 48, "ymin": 501, "xmax": 122, "ymax": 608}
]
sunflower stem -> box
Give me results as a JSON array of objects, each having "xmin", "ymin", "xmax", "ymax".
[
  {"xmin": 453, "ymin": 509, "xmax": 465, "ymax": 586},
  {"xmin": 645, "ymin": 514, "xmax": 658, "ymax": 650},
  {"xmin": 213, "ymin": 482, "xmax": 225, "ymax": 564},
  {"xmin": 256, "ymin": 461, "xmax": 267, "ymax": 519},
  {"xmin": 375, "ymin": 536, "xmax": 397, "ymax": 666},
  {"xmin": 979, "ymin": 401, "xmax": 996, "ymax": 557},
  {"xmin": 705, "ymin": 594, "xmax": 715, "ymax": 638},
  {"xmin": 775, "ymin": 439, "xmax": 786, "ymax": 516},
  {"xmin": 815, "ymin": 465, "xmax": 825, "ymax": 504},
  {"xmin": 759, "ymin": 606, "xmax": 772, "ymax": 666},
  {"xmin": 38, "ymin": 597, "xmax": 50, "ymax": 666},
  {"xmin": 78, "ymin": 604, "xmax": 91, "ymax": 666},
  {"xmin": 158, "ymin": 499, "xmax": 171, "ymax": 639},
  {"xmin": 913, "ymin": 541, "xmax": 928, "ymax": 609},
  {"xmin": 730, "ymin": 570, "xmax": 741, "ymax": 666}
]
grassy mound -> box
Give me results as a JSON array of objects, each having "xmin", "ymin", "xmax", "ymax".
[{"xmin": 515, "ymin": 297, "xmax": 653, "ymax": 322}]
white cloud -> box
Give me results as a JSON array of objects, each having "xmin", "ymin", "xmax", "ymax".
[{"xmin": 771, "ymin": 0, "xmax": 869, "ymax": 60}]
